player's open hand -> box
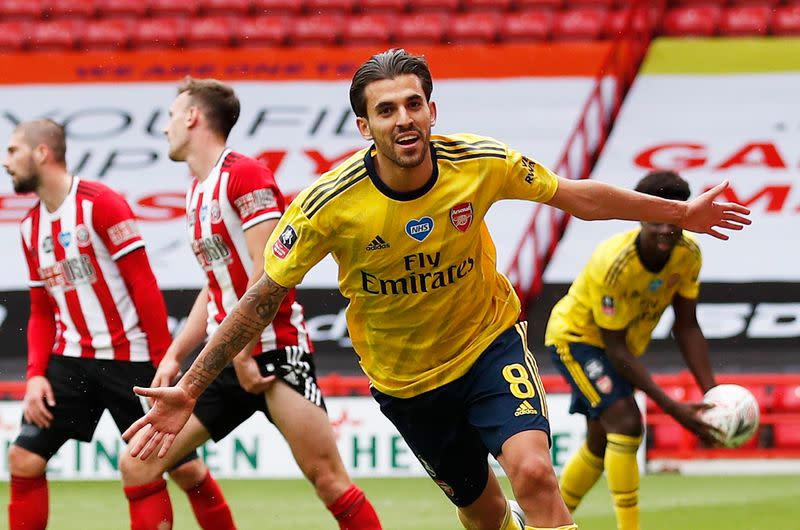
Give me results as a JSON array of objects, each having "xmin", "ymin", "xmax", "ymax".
[
  {"xmin": 22, "ymin": 375, "xmax": 55, "ymax": 429},
  {"xmin": 122, "ymin": 385, "xmax": 196, "ymax": 460},
  {"xmin": 682, "ymin": 181, "xmax": 751, "ymax": 240}
]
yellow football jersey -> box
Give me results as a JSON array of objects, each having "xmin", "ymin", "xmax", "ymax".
[
  {"xmin": 264, "ymin": 133, "xmax": 559, "ymax": 398},
  {"xmin": 545, "ymin": 229, "xmax": 702, "ymax": 356}
]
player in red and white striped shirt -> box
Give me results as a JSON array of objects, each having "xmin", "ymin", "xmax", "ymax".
[
  {"xmin": 120, "ymin": 78, "xmax": 381, "ymax": 530},
  {"xmin": 4, "ymin": 119, "xmax": 233, "ymax": 530}
]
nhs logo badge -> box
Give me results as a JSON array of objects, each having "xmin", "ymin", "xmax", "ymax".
[{"xmin": 405, "ymin": 217, "xmax": 434, "ymax": 242}]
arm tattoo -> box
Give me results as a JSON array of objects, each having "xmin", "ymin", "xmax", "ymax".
[{"xmin": 184, "ymin": 275, "xmax": 288, "ymax": 396}]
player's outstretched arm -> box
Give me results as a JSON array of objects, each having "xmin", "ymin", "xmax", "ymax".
[
  {"xmin": 123, "ymin": 274, "xmax": 289, "ymax": 459},
  {"xmin": 548, "ymin": 178, "xmax": 751, "ymax": 240}
]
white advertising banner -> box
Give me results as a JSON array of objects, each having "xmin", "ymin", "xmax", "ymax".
[
  {"xmin": 0, "ymin": 78, "xmax": 593, "ymax": 290},
  {"xmin": 0, "ymin": 394, "xmax": 645, "ymax": 480},
  {"xmin": 545, "ymin": 72, "xmax": 800, "ymax": 283}
]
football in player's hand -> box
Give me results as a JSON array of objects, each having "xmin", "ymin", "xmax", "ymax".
[{"xmin": 701, "ymin": 384, "xmax": 760, "ymax": 448}]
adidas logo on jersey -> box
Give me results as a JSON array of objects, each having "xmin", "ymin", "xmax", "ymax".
[
  {"xmin": 515, "ymin": 400, "xmax": 538, "ymax": 417},
  {"xmin": 366, "ymin": 235, "xmax": 390, "ymax": 251}
]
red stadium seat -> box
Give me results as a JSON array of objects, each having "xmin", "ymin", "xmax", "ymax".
[
  {"xmin": 306, "ymin": 0, "xmax": 355, "ymax": 14},
  {"xmin": 772, "ymin": 6, "xmax": 800, "ymax": 36},
  {"xmin": 234, "ymin": 15, "xmax": 289, "ymax": 46},
  {"xmin": 358, "ymin": 0, "xmax": 407, "ymax": 13},
  {"xmin": 719, "ymin": 5, "xmax": 771, "ymax": 36},
  {"xmin": 0, "ymin": 21, "xmax": 30, "ymax": 50},
  {"xmin": 553, "ymin": 7, "xmax": 608, "ymax": 40},
  {"xmin": 186, "ymin": 16, "xmax": 233, "ymax": 47},
  {"xmin": 287, "ymin": 14, "xmax": 344, "ymax": 45},
  {"xmin": 448, "ymin": 12, "xmax": 501, "ymax": 43},
  {"xmin": 132, "ymin": 17, "xmax": 185, "ymax": 49},
  {"xmin": 605, "ymin": 7, "xmax": 658, "ymax": 37},
  {"xmin": 407, "ymin": 0, "xmax": 460, "ymax": 14},
  {"xmin": 200, "ymin": 0, "xmax": 253, "ymax": 15},
  {"xmin": 31, "ymin": 20, "xmax": 84, "ymax": 50},
  {"xmin": 395, "ymin": 12, "xmax": 447, "ymax": 43},
  {"xmin": 773, "ymin": 384, "xmax": 800, "ymax": 412},
  {"xmin": 663, "ymin": 6, "xmax": 721, "ymax": 37},
  {"xmin": 652, "ymin": 419, "xmax": 698, "ymax": 451},
  {"xmin": 84, "ymin": 19, "xmax": 133, "ymax": 49},
  {"xmin": 47, "ymin": 0, "xmax": 97, "ymax": 19},
  {"xmin": 774, "ymin": 424, "xmax": 800, "ymax": 449},
  {"xmin": 96, "ymin": 0, "xmax": 148, "ymax": 18},
  {"xmin": 499, "ymin": 9, "xmax": 552, "ymax": 42},
  {"xmin": 150, "ymin": 0, "xmax": 200, "ymax": 17},
  {"xmin": 342, "ymin": 14, "xmax": 393, "ymax": 44},
  {"xmin": 514, "ymin": 0, "xmax": 562, "ymax": 10},
  {"xmin": 0, "ymin": 0, "xmax": 45, "ymax": 20},
  {"xmin": 462, "ymin": 0, "xmax": 512, "ymax": 13},
  {"xmin": 253, "ymin": 0, "xmax": 304, "ymax": 15}
]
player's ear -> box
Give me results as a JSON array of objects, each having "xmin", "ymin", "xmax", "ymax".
[
  {"xmin": 186, "ymin": 106, "xmax": 200, "ymax": 129},
  {"xmin": 356, "ymin": 116, "xmax": 372, "ymax": 141},
  {"xmin": 429, "ymin": 101, "xmax": 437, "ymax": 127},
  {"xmin": 33, "ymin": 144, "xmax": 48, "ymax": 165}
]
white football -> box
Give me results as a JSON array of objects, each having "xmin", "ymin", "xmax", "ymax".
[{"xmin": 701, "ymin": 384, "xmax": 760, "ymax": 448}]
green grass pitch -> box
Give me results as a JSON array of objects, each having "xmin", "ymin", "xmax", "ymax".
[{"xmin": 1, "ymin": 474, "xmax": 798, "ymax": 529}]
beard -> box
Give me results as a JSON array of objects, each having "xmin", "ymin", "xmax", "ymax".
[{"xmin": 12, "ymin": 171, "xmax": 40, "ymax": 194}]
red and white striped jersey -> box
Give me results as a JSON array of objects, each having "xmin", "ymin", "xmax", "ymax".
[
  {"xmin": 185, "ymin": 149, "xmax": 311, "ymax": 354},
  {"xmin": 20, "ymin": 177, "xmax": 168, "ymax": 363}
]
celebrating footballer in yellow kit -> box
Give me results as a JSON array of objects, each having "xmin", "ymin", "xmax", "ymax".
[
  {"xmin": 124, "ymin": 49, "xmax": 750, "ymax": 530},
  {"xmin": 546, "ymin": 171, "xmax": 725, "ymax": 530}
]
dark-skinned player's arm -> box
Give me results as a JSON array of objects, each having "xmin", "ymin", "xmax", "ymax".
[
  {"xmin": 122, "ymin": 273, "xmax": 288, "ymax": 459},
  {"xmin": 601, "ymin": 327, "xmax": 719, "ymax": 445},
  {"xmin": 672, "ymin": 294, "xmax": 717, "ymax": 393}
]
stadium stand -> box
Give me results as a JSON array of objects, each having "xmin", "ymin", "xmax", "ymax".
[{"xmin": 2, "ymin": 0, "xmax": 800, "ymax": 48}]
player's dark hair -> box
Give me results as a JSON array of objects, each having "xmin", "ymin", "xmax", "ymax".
[
  {"xmin": 635, "ymin": 170, "xmax": 690, "ymax": 201},
  {"xmin": 178, "ymin": 77, "xmax": 240, "ymax": 140},
  {"xmin": 15, "ymin": 119, "xmax": 67, "ymax": 164},
  {"xmin": 349, "ymin": 48, "xmax": 433, "ymax": 119}
]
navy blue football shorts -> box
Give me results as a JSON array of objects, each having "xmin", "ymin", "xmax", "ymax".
[
  {"xmin": 14, "ymin": 355, "xmax": 198, "ymax": 468},
  {"xmin": 193, "ymin": 346, "xmax": 325, "ymax": 442},
  {"xmin": 371, "ymin": 322, "xmax": 551, "ymax": 507},
  {"xmin": 547, "ymin": 342, "xmax": 634, "ymax": 419}
]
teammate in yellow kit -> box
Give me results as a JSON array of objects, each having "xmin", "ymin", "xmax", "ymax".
[
  {"xmin": 123, "ymin": 50, "xmax": 749, "ymax": 530},
  {"xmin": 546, "ymin": 171, "xmax": 722, "ymax": 530}
]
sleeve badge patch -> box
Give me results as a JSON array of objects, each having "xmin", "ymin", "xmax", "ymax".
[{"xmin": 272, "ymin": 225, "xmax": 298, "ymax": 259}]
